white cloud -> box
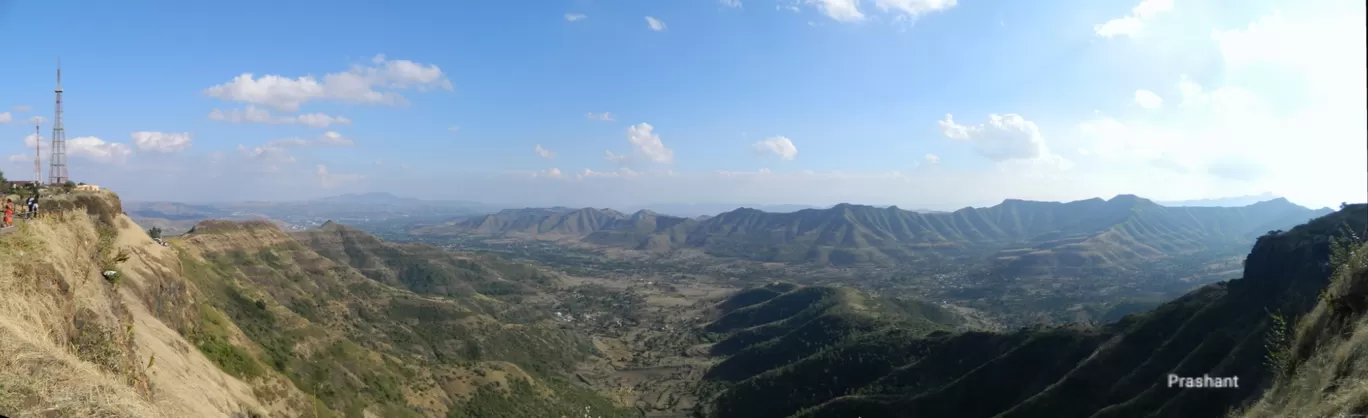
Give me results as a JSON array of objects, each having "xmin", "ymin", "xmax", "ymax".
[
  {"xmin": 873, "ymin": 0, "xmax": 957, "ymax": 21},
  {"xmin": 604, "ymin": 151, "xmax": 629, "ymax": 165},
  {"xmin": 646, "ymin": 16, "xmax": 667, "ymax": 31},
  {"xmin": 69, "ymin": 137, "xmax": 133, "ymax": 164},
  {"xmin": 239, "ymin": 143, "xmax": 295, "ymax": 166},
  {"xmin": 586, "ymin": 112, "xmax": 616, "ymax": 121},
  {"xmin": 204, "ymin": 54, "xmax": 453, "ymax": 111},
  {"xmin": 752, "ymin": 136, "xmax": 799, "ymax": 160},
  {"xmin": 720, "ymin": 0, "xmax": 742, "ymax": 7},
  {"xmin": 315, "ymin": 164, "xmax": 366, "ymax": 189},
  {"xmin": 28, "ymin": 116, "xmax": 44, "ymax": 125},
  {"xmin": 0, "ymin": 112, "xmax": 10, "ymax": 124},
  {"xmin": 534, "ymin": 144, "xmax": 556, "ymax": 160},
  {"xmin": 235, "ymin": 132, "xmax": 352, "ymax": 169},
  {"xmin": 938, "ymin": 113, "xmax": 1056, "ymax": 162},
  {"xmin": 565, "ymin": 13, "xmax": 587, "ymax": 22},
  {"xmin": 924, "ymin": 153, "xmax": 940, "ymax": 164},
  {"xmin": 1134, "ymin": 89, "xmax": 1163, "ymax": 109},
  {"xmin": 253, "ymin": 132, "xmax": 354, "ymax": 149},
  {"xmin": 318, "ymin": 131, "xmax": 353, "ymax": 146},
  {"xmin": 545, "ymin": 168, "xmax": 563, "ymax": 178},
  {"xmin": 449, "ymin": 126, "xmax": 461, "ymax": 133},
  {"xmin": 11, "ymin": 105, "xmax": 30, "ymax": 112},
  {"xmin": 23, "ymin": 133, "xmax": 41, "ymax": 148},
  {"xmin": 8, "ymin": 154, "xmax": 30, "ymax": 162},
  {"xmin": 1094, "ymin": 0, "xmax": 1173, "ymax": 38},
  {"xmin": 807, "ymin": 0, "xmax": 864, "ymax": 22},
  {"xmin": 574, "ymin": 168, "xmax": 643, "ymax": 180},
  {"xmin": 131, "ymin": 131, "xmax": 193, "ymax": 153},
  {"xmin": 208, "ymin": 106, "xmax": 352, "ymax": 129},
  {"xmin": 626, "ymin": 123, "xmax": 674, "ymax": 164}
]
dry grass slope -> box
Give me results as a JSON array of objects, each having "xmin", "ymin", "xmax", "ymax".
[
  {"xmin": 1236, "ymin": 237, "xmax": 1368, "ymax": 417},
  {"xmin": 0, "ymin": 190, "xmax": 306, "ymax": 418}
]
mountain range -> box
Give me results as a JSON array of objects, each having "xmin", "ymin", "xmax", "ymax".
[{"xmin": 412, "ymin": 195, "xmax": 1332, "ymax": 273}]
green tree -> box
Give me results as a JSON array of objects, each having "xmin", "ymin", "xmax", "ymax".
[{"xmin": 147, "ymin": 227, "xmax": 163, "ymax": 239}]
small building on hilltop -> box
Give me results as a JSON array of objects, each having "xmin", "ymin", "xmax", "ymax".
[
  {"xmin": 6, "ymin": 180, "xmax": 38, "ymax": 190},
  {"xmin": 74, "ymin": 184, "xmax": 101, "ymax": 192}
]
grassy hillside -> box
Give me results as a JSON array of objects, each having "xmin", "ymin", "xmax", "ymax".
[
  {"xmin": 0, "ymin": 190, "xmax": 325, "ymax": 417},
  {"xmin": 0, "ymin": 190, "xmax": 637, "ymax": 417},
  {"xmin": 292, "ymin": 221, "xmax": 551, "ymax": 299},
  {"xmin": 175, "ymin": 220, "xmax": 633, "ymax": 417},
  {"xmin": 1236, "ymin": 223, "xmax": 1368, "ymax": 417},
  {"xmin": 694, "ymin": 204, "xmax": 1367, "ymax": 418}
]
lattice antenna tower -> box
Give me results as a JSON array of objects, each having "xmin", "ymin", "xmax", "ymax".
[
  {"xmin": 49, "ymin": 58, "xmax": 68, "ymax": 185},
  {"xmin": 33, "ymin": 122, "xmax": 41, "ymax": 184}
]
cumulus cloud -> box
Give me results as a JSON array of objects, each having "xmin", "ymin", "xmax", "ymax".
[
  {"xmin": 646, "ymin": 16, "xmax": 667, "ymax": 31},
  {"xmin": 69, "ymin": 137, "xmax": 133, "ymax": 164},
  {"xmin": 251, "ymin": 132, "xmax": 354, "ymax": 150},
  {"xmin": 0, "ymin": 112, "xmax": 10, "ymax": 124},
  {"xmin": 208, "ymin": 105, "xmax": 352, "ymax": 129},
  {"xmin": 924, "ymin": 154, "xmax": 940, "ymax": 164},
  {"xmin": 204, "ymin": 54, "xmax": 453, "ymax": 111},
  {"xmin": 752, "ymin": 136, "xmax": 799, "ymax": 160},
  {"xmin": 235, "ymin": 132, "xmax": 353, "ymax": 170},
  {"xmin": 872, "ymin": 0, "xmax": 958, "ymax": 21},
  {"xmin": 1134, "ymin": 90, "xmax": 1163, "ymax": 109},
  {"xmin": 318, "ymin": 131, "xmax": 353, "ymax": 146},
  {"xmin": 626, "ymin": 123, "xmax": 674, "ymax": 164},
  {"xmin": 1094, "ymin": 0, "xmax": 1173, "ymax": 38},
  {"xmin": 720, "ymin": 0, "xmax": 742, "ymax": 7},
  {"xmin": 315, "ymin": 164, "xmax": 366, "ymax": 189},
  {"xmin": 534, "ymin": 144, "xmax": 556, "ymax": 160},
  {"xmin": 938, "ymin": 113, "xmax": 1054, "ymax": 162},
  {"xmin": 806, "ymin": 0, "xmax": 864, "ymax": 22},
  {"xmin": 565, "ymin": 13, "xmax": 587, "ymax": 22},
  {"xmin": 131, "ymin": 131, "xmax": 193, "ymax": 153},
  {"xmin": 586, "ymin": 112, "xmax": 615, "ymax": 121}
]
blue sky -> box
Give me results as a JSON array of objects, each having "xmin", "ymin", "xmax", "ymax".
[{"xmin": 0, "ymin": 0, "xmax": 1363, "ymax": 209}]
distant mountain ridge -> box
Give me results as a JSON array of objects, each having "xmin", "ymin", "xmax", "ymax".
[
  {"xmin": 414, "ymin": 195, "xmax": 1332, "ymax": 271},
  {"xmin": 1157, "ymin": 192, "xmax": 1282, "ymax": 207}
]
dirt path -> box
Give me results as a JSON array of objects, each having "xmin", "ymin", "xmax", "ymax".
[{"xmin": 0, "ymin": 216, "xmax": 33, "ymax": 235}]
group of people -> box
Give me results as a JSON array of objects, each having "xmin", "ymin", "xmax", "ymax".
[{"xmin": 2, "ymin": 192, "xmax": 38, "ymax": 228}]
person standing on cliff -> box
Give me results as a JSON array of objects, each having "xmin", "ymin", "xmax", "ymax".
[
  {"xmin": 26, "ymin": 189, "xmax": 38, "ymax": 219},
  {"xmin": 4, "ymin": 199, "xmax": 13, "ymax": 228}
]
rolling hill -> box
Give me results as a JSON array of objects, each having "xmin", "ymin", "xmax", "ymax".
[
  {"xmin": 0, "ymin": 190, "xmax": 635, "ymax": 418},
  {"xmin": 413, "ymin": 195, "xmax": 1331, "ymax": 272},
  {"xmin": 693, "ymin": 204, "xmax": 1368, "ymax": 418}
]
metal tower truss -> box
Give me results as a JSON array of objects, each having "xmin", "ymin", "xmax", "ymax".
[{"xmin": 49, "ymin": 59, "xmax": 68, "ymax": 186}]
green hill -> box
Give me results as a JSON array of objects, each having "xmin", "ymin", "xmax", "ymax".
[
  {"xmin": 176, "ymin": 220, "xmax": 633, "ymax": 417},
  {"xmin": 693, "ymin": 204, "xmax": 1367, "ymax": 418},
  {"xmin": 292, "ymin": 221, "xmax": 552, "ymax": 299}
]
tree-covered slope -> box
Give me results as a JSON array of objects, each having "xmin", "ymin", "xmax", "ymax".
[{"xmin": 696, "ymin": 204, "xmax": 1367, "ymax": 418}]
